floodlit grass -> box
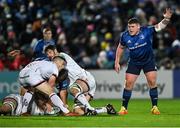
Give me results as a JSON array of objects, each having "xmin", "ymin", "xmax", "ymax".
[{"xmin": 0, "ymin": 99, "xmax": 180, "ymax": 127}]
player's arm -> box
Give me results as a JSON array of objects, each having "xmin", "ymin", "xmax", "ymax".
[
  {"xmin": 59, "ymin": 89, "xmax": 68, "ymax": 107},
  {"xmin": 154, "ymin": 8, "xmax": 173, "ymax": 32},
  {"xmin": 48, "ymin": 75, "xmax": 57, "ymax": 88},
  {"xmin": 115, "ymin": 43, "xmax": 124, "ymax": 73},
  {"xmin": 19, "ymin": 86, "xmax": 27, "ymax": 96}
]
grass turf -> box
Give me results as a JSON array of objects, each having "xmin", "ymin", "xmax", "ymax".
[{"xmin": 0, "ymin": 99, "xmax": 180, "ymax": 127}]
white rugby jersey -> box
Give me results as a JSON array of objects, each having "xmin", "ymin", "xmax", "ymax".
[
  {"xmin": 59, "ymin": 53, "xmax": 88, "ymax": 86},
  {"xmin": 19, "ymin": 60, "xmax": 58, "ymax": 86}
]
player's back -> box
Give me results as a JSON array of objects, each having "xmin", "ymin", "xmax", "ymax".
[
  {"xmin": 60, "ymin": 52, "xmax": 87, "ymax": 85},
  {"xmin": 19, "ymin": 60, "xmax": 58, "ymax": 85}
]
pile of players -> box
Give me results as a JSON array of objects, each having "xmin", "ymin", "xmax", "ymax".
[{"xmin": 0, "ymin": 40, "xmax": 117, "ymax": 116}]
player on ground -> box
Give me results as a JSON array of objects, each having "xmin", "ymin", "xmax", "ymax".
[
  {"xmin": 0, "ymin": 92, "xmax": 60, "ymax": 116},
  {"xmin": 45, "ymin": 45, "xmax": 117, "ymax": 115},
  {"xmin": 114, "ymin": 8, "xmax": 173, "ymax": 115},
  {"xmin": 18, "ymin": 57, "xmax": 76, "ymax": 116}
]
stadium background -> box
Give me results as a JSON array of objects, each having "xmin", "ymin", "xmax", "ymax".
[
  {"xmin": 0, "ymin": 0, "xmax": 180, "ymax": 127},
  {"xmin": 0, "ymin": 0, "xmax": 180, "ymax": 98},
  {"xmin": 0, "ymin": 0, "xmax": 179, "ymax": 99}
]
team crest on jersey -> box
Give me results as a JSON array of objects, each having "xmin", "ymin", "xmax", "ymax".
[{"xmin": 139, "ymin": 34, "xmax": 145, "ymax": 39}]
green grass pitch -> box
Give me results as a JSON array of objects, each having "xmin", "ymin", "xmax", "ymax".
[{"xmin": 0, "ymin": 99, "xmax": 180, "ymax": 127}]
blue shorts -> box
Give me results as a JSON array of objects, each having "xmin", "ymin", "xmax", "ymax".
[{"xmin": 126, "ymin": 61, "xmax": 157, "ymax": 75}]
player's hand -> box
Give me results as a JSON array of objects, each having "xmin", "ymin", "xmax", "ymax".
[
  {"xmin": 64, "ymin": 112, "xmax": 80, "ymax": 116},
  {"xmin": 8, "ymin": 50, "xmax": 20, "ymax": 57},
  {"xmin": 163, "ymin": 8, "xmax": 173, "ymax": 19},
  {"xmin": 114, "ymin": 63, "xmax": 120, "ymax": 73}
]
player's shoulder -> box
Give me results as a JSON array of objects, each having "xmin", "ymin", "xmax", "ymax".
[
  {"xmin": 37, "ymin": 39, "xmax": 44, "ymax": 43},
  {"xmin": 59, "ymin": 52, "xmax": 69, "ymax": 60},
  {"xmin": 122, "ymin": 30, "xmax": 129, "ymax": 36},
  {"xmin": 119, "ymin": 30, "xmax": 129, "ymax": 41},
  {"xmin": 3, "ymin": 94, "xmax": 22, "ymax": 101},
  {"xmin": 141, "ymin": 25, "xmax": 154, "ymax": 30}
]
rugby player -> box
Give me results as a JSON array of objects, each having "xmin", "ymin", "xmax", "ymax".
[
  {"xmin": 114, "ymin": 8, "xmax": 173, "ymax": 115},
  {"xmin": 18, "ymin": 57, "xmax": 76, "ymax": 116},
  {"xmin": 0, "ymin": 91, "xmax": 59, "ymax": 116},
  {"xmin": 45, "ymin": 45, "xmax": 117, "ymax": 115}
]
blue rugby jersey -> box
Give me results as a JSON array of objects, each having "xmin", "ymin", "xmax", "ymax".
[
  {"xmin": 119, "ymin": 26, "xmax": 156, "ymax": 65},
  {"xmin": 32, "ymin": 39, "xmax": 55, "ymax": 61}
]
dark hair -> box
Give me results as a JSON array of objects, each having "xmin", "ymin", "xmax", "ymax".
[
  {"xmin": 42, "ymin": 27, "xmax": 52, "ymax": 33},
  {"xmin": 128, "ymin": 18, "xmax": 140, "ymax": 24},
  {"xmin": 44, "ymin": 45, "xmax": 56, "ymax": 53},
  {"xmin": 56, "ymin": 68, "xmax": 69, "ymax": 83}
]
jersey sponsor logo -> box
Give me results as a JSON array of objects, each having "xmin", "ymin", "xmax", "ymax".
[
  {"xmin": 135, "ymin": 43, "xmax": 139, "ymax": 46},
  {"xmin": 129, "ymin": 42, "xmax": 147, "ymax": 50}
]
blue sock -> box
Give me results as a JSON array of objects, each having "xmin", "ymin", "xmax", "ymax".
[
  {"xmin": 122, "ymin": 89, "xmax": 132, "ymax": 109},
  {"xmin": 149, "ymin": 87, "xmax": 158, "ymax": 107}
]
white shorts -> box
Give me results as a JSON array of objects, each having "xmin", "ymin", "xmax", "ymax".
[
  {"xmin": 3, "ymin": 94, "xmax": 22, "ymax": 116},
  {"xmin": 85, "ymin": 71, "xmax": 96, "ymax": 97},
  {"xmin": 69, "ymin": 71, "xmax": 96, "ymax": 97}
]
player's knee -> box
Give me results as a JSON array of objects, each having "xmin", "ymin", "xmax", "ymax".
[
  {"xmin": 69, "ymin": 83, "xmax": 83, "ymax": 96},
  {"xmin": 148, "ymin": 79, "xmax": 156, "ymax": 87},
  {"xmin": 125, "ymin": 80, "xmax": 134, "ymax": 90}
]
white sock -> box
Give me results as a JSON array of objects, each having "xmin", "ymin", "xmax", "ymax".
[
  {"xmin": 95, "ymin": 107, "xmax": 107, "ymax": 114},
  {"xmin": 75, "ymin": 93, "xmax": 94, "ymax": 110},
  {"xmin": 21, "ymin": 91, "xmax": 33, "ymax": 113},
  {"xmin": 49, "ymin": 93, "xmax": 69, "ymax": 114}
]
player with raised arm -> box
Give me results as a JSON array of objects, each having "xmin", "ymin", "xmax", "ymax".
[
  {"xmin": 45, "ymin": 45, "xmax": 117, "ymax": 115},
  {"xmin": 114, "ymin": 8, "xmax": 173, "ymax": 115}
]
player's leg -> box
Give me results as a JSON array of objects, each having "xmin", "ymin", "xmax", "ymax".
[
  {"xmin": 119, "ymin": 64, "xmax": 140, "ymax": 115},
  {"xmin": 35, "ymin": 82, "xmax": 70, "ymax": 114},
  {"xmin": 0, "ymin": 98, "xmax": 17, "ymax": 115},
  {"xmin": 69, "ymin": 80, "xmax": 94, "ymax": 111},
  {"xmin": 144, "ymin": 62, "xmax": 160, "ymax": 115},
  {"xmin": 21, "ymin": 87, "xmax": 34, "ymax": 114}
]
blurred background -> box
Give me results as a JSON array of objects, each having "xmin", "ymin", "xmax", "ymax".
[
  {"xmin": 0, "ymin": 0, "xmax": 179, "ymax": 99},
  {"xmin": 0, "ymin": 0, "xmax": 179, "ymax": 70}
]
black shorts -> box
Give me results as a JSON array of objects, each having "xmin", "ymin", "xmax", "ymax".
[{"xmin": 126, "ymin": 61, "xmax": 157, "ymax": 75}]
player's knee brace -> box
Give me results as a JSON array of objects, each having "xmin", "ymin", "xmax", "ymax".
[
  {"xmin": 69, "ymin": 83, "xmax": 83, "ymax": 95},
  {"xmin": 3, "ymin": 99, "xmax": 17, "ymax": 114}
]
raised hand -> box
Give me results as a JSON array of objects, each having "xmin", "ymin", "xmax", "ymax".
[{"xmin": 163, "ymin": 8, "xmax": 173, "ymax": 19}]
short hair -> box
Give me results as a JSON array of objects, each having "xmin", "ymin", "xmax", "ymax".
[
  {"xmin": 128, "ymin": 18, "xmax": 140, "ymax": 24},
  {"xmin": 56, "ymin": 68, "xmax": 68, "ymax": 83},
  {"xmin": 53, "ymin": 56, "xmax": 67, "ymax": 64},
  {"xmin": 43, "ymin": 27, "xmax": 52, "ymax": 33},
  {"xmin": 44, "ymin": 45, "xmax": 56, "ymax": 53}
]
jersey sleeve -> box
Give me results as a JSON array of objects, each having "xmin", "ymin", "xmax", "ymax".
[
  {"xmin": 118, "ymin": 32, "xmax": 126, "ymax": 48},
  {"xmin": 146, "ymin": 26, "xmax": 156, "ymax": 35}
]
